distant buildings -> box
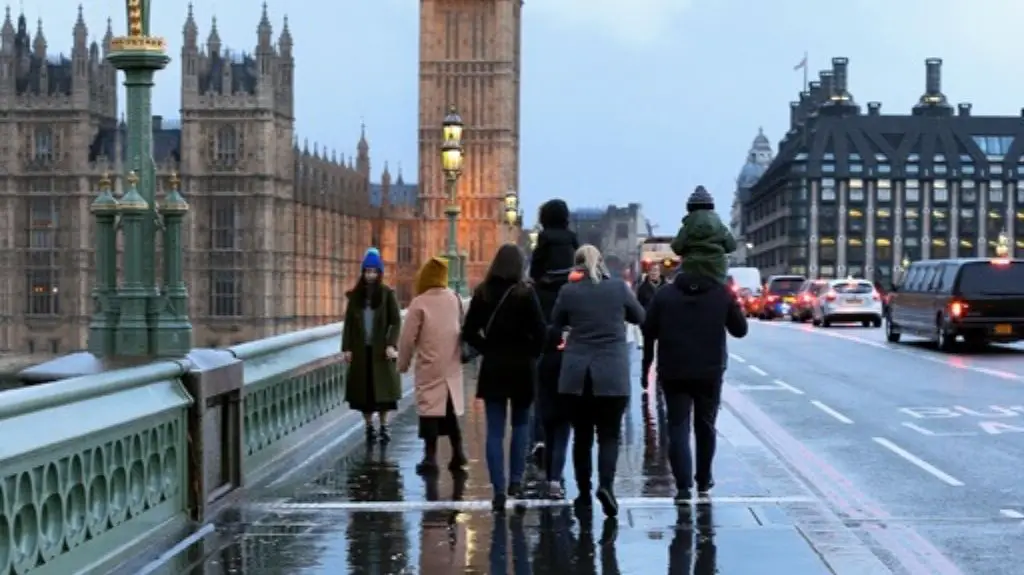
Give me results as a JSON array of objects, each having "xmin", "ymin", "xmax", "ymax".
[
  {"xmin": 730, "ymin": 128, "xmax": 774, "ymax": 265},
  {"xmin": 745, "ymin": 57, "xmax": 1024, "ymax": 284},
  {"xmin": 567, "ymin": 204, "xmax": 646, "ymax": 276}
]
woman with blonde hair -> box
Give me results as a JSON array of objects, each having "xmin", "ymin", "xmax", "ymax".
[
  {"xmin": 397, "ymin": 256, "xmax": 468, "ymax": 476},
  {"xmin": 549, "ymin": 244, "xmax": 645, "ymax": 517}
]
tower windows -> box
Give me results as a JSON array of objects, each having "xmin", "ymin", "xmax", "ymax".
[
  {"xmin": 33, "ymin": 126, "xmax": 54, "ymax": 163},
  {"xmin": 215, "ymin": 125, "xmax": 239, "ymax": 167},
  {"xmin": 26, "ymin": 197, "xmax": 59, "ymax": 315}
]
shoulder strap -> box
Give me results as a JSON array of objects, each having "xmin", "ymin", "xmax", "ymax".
[{"xmin": 484, "ymin": 286, "xmax": 515, "ymax": 335}]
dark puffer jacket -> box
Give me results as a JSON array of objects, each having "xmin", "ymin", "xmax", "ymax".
[{"xmin": 530, "ymin": 199, "xmax": 579, "ymax": 321}]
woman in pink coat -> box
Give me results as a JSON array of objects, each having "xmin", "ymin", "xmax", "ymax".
[{"xmin": 397, "ymin": 256, "xmax": 467, "ymax": 476}]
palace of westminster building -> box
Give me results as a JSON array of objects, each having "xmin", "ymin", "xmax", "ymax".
[
  {"xmin": 744, "ymin": 57, "xmax": 1024, "ymax": 284},
  {"xmin": 0, "ymin": 8, "xmax": 423, "ymax": 354}
]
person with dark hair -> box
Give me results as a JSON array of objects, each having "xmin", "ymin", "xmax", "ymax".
[
  {"xmin": 341, "ymin": 248, "xmax": 403, "ymax": 442},
  {"xmin": 549, "ymin": 244, "xmax": 645, "ymax": 517},
  {"xmin": 635, "ymin": 263, "xmax": 666, "ymax": 389},
  {"xmin": 642, "ymin": 256, "xmax": 748, "ymax": 504},
  {"xmin": 669, "ymin": 186, "xmax": 737, "ymax": 283},
  {"xmin": 398, "ymin": 256, "xmax": 467, "ymax": 476},
  {"xmin": 528, "ymin": 199, "xmax": 579, "ymax": 469},
  {"xmin": 463, "ymin": 244, "xmax": 547, "ymax": 512}
]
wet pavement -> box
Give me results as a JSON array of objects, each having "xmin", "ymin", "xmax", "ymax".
[
  {"xmin": 725, "ymin": 320, "xmax": 1024, "ymax": 575},
  {"xmin": 160, "ymin": 348, "xmax": 898, "ymax": 574}
]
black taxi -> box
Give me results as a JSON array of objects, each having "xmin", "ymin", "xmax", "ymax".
[{"xmin": 885, "ymin": 257, "xmax": 1024, "ymax": 351}]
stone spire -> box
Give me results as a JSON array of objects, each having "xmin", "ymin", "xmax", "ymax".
[
  {"xmin": 257, "ymin": 2, "xmax": 272, "ymax": 48},
  {"xmin": 206, "ymin": 16, "xmax": 221, "ymax": 55},
  {"xmin": 278, "ymin": 16, "xmax": 292, "ymax": 55},
  {"xmin": 32, "ymin": 17, "xmax": 44, "ymax": 58},
  {"xmin": 183, "ymin": 3, "xmax": 198, "ymax": 48},
  {"xmin": 73, "ymin": 4, "xmax": 87, "ymax": 50}
]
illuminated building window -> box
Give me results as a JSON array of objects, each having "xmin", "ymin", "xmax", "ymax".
[
  {"xmin": 905, "ymin": 180, "xmax": 920, "ymax": 203},
  {"xmin": 26, "ymin": 197, "xmax": 59, "ymax": 316},
  {"xmin": 932, "ymin": 180, "xmax": 948, "ymax": 203}
]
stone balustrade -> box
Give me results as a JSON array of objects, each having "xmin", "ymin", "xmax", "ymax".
[{"xmin": 0, "ymin": 301, "xmax": 468, "ymax": 575}]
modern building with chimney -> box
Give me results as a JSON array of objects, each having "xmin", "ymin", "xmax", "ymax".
[
  {"xmin": 730, "ymin": 128, "xmax": 774, "ymax": 265},
  {"xmin": 745, "ymin": 57, "xmax": 1024, "ymax": 285}
]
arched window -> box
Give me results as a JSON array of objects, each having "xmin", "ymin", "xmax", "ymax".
[
  {"xmin": 34, "ymin": 127, "xmax": 54, "ymax": 162},
  {"xmin": 216, "ymin": 125, "xmax": 237, "ymax": 165}
]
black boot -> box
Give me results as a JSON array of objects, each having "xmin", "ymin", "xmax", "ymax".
[
  {"xmin": 416, "ymin": 437, "xmax": 439, "ymax": 476},
  {"xmin": 448, "ymin": 434, "xmax": 468, "ymax": 473}
]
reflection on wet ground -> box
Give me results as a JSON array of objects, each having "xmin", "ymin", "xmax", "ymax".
[{"xmin": 173, "ymin": 355, "xmax": 840, "ymax": 574}]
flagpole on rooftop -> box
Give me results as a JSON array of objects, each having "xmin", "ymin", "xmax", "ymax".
[{"xmin": 802, "ymin": 51, "xmax": 809, "ymax": 91}]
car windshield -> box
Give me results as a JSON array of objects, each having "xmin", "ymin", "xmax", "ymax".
[
  {"xmin": 958, "ymin": 261, "xmax": 1024, "ymax": 295},
  {"xmin": 768, "ymin": 279, "xmax": 804, "ymax": 294},
  {"xmin": 833, "ymin": 281, "xmax": 873, "ymax": 294}
]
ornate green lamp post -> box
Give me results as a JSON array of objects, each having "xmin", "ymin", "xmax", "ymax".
[
  {"xmin": 88, "ymin": 173, "xmax": 120, "ymax": 357},
  {"xmin": 441, "ymin": 106, "xmax": 465, "ymax": 294},
  {"xmin": 89, "ymin": 0, "xmax": 192, "ymax": 359}
]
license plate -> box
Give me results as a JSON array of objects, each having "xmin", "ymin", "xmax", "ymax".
[
  {"xmin": 847, "ymin": 298, "xmax": 862, "ymax": 304},
  {"xmin": 995, "ymin": 324, "xmax": 1013, "ymax": 335},
  {"xmin": 783, "ymin": 297, "xmax": 794, "ymax": 303}
]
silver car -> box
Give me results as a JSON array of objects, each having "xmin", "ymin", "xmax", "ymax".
[{"xmin": 811, "ymin": 278, "xmax": 884, "ymax": 328}]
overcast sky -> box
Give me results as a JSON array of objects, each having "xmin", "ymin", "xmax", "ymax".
[{"xmin": 29, "ymin": 0, "xmax": 1024, "ymax": 232}]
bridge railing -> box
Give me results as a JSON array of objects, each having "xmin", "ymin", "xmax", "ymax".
[{"xmin": 0, "ymin": 302, "xmax": 472, "ymax": 575}]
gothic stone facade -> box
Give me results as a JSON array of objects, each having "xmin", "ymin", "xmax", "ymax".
[
  {"xmin": 0, "ymin": 8, "xmax": 420, "ymax": 355},
  {"xmin": 418, "ymin": 0, "xmax": 522, "ymax": 286}
]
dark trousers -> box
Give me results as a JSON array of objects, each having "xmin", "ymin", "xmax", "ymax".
[
  {"xmin": 641, "ymin": 335, "xmax": 656, "ymax": 385},
  {"xmin": 420, "ymin": 394, "xmax": 465, "ymax": 462},
  {"xmin": 543, "ymin": 419, "xmax": 570, "ymax": 481},
  {"xmin": 563, "ymin": 372, "xmax": 628, "ymax": 492},
  {"xmin": 663, "ymin": 379, "xmax": 721, "ymax": 491}
]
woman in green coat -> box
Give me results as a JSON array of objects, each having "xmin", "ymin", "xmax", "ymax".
[{"xmin": 342, "ymin": 248, "xmax": 403, "ymax": 442}]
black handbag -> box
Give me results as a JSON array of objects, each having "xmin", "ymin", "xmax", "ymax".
[{"xmin": 460, "ymin": 287, "xmax": 512, "ymax": 364}]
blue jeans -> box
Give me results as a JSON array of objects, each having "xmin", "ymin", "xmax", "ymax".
[{"xmin": 484, "ymin": 399, "xmax": 531, "ymax": 493}]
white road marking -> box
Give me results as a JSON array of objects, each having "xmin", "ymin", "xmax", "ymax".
[
  {"xmin": 811, "ymin": 400, "xmax": 854, "ymax": 424},
  {"xmin": 872, "ymin": 437, "xmax": 964, "ymax": 487},
  {"xmin": 247, "ymin": 495, "xmax": 814, "ymax": 513},
  {"xmin": 748, "ymin": 365, "xmax": 768, "ymax": 376},
  {"xmin": 772, "ymin": 379, "xmax": 805, "ymax": 395},
  {"xmin": 999, "ymin": 509, "xmax": 1024, "ymax": 519},
  {"xmin": 729, "ymin": 353, "xmax": 747, "ymax": 363},
  {"xmin": 902, "ymin": 422, "xmax": 937, "ymax": 436}
]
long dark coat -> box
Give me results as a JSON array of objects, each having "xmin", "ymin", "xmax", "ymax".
[
  {"xmin": 342, "ymin": 285, "xmax": 403, "ymax": 406},
  {"xmin": 462, "ymin": 279, "xmax": 546, "ymax": 405}
]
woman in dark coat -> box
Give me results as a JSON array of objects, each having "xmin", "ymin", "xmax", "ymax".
[
  {"xmin": 463, "ymin": 244, "xmax": 546, "ymax": 511},
  {"xmin": 528, "ymin": 199, "xmax": 579, "ymax": 468},
  {"xmin": 342, "ymin": 247, "xmax": 403, "ymax": 442}
]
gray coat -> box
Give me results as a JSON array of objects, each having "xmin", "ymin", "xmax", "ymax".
[{"xmin": 550, "ymin": 274, "xmax": 645, "ymax": 397}]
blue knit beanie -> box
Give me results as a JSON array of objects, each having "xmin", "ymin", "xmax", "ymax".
[{"xmin": 361, "ymin": 247, "xmax": 383, "ymax": 272}]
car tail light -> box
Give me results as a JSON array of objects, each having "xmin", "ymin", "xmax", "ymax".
[
  {"xmin": 766, "ymin": 295, "xmax": 778, "ymax": 302},
  {"xmin": 824, "ymin": 290, "xmax": 837, "ymax": 302},
  {"xmin": 949, "ymin": 300, "xmax": 967, "ymax": 319}
]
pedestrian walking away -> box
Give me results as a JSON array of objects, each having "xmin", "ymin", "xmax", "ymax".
[
  {"xmin": 549, "ymin": 244, "xmax": 645, "ymax": 517},
  {"xmin": 642, "ymin": 266, "xmax": 748, "ymax": 503},
  {"xmin": 635, "ymin": 262, "xmax": 666, "ymax": 389},
  {"xmin": 398, "ymin": 256, "xmax": 468, "ymax": 476},
  {"xmin": 463, "ymin": 244, "xmax": 547, "ymax": 512},
  {"xmin": 528, "ymin": 198, "xmax": 579, "ymax": 464},
  {"xmin": 341, "ymin": 247, "xmax": 403, "ymax": 442}
]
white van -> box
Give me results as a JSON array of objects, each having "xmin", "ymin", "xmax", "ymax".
[{"xmin": 727, "ymin": 267, "xmax": 762, "ymax": 294}]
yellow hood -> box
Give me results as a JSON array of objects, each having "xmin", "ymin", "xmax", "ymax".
[{"xmin": 416, "ymin": 257, "xmax": 449, "ymax": 295}]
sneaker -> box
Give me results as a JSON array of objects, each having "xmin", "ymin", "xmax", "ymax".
[
  {"xmin": 696, "ymin": 479, "xmax": 715, "ymax": 497},
  {"xmin": 492, "ymin": 494, "xmax": 507, "ymax": 513},
  {"xmin": 547, "ymin": 481, "xmax": 566, "ymax": 499},
  {"xmin": 596, "ymin": 486, "xmax": 618, "ymax": 518},
  {"xmin": 507, "ymin": 482, "xmax": 523, "ymax": 498},
  {"xmin": 674, "ymin": 489, "xmax": 692, "ymax": 505}
]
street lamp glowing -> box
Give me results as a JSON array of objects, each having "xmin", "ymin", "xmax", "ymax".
[
  {"xmin": 442, "ymin": 106, "xmax": 464, "ymax": 145},
  {"xmin": 901, "ymin": 255, "xmax": 910, "ymax": 269},
  {"xmin": 528, "ymin": 225, "xmax": 540, "ymax": 250},
  {"xmin": 441, "ymin": 142, "xmax": 463, "ymax": 174},
  {"xmin": 996, "ymin": 230, "xmax": 1010, "ymax": 257},
  {"xmin": 504, "ymin": 189, "xmax": 519, "ymax": 226}
]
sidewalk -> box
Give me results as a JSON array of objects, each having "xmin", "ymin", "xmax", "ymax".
[{"xmin": 152, "ymin": 348, "xmax": 890, "ymax": 574}]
